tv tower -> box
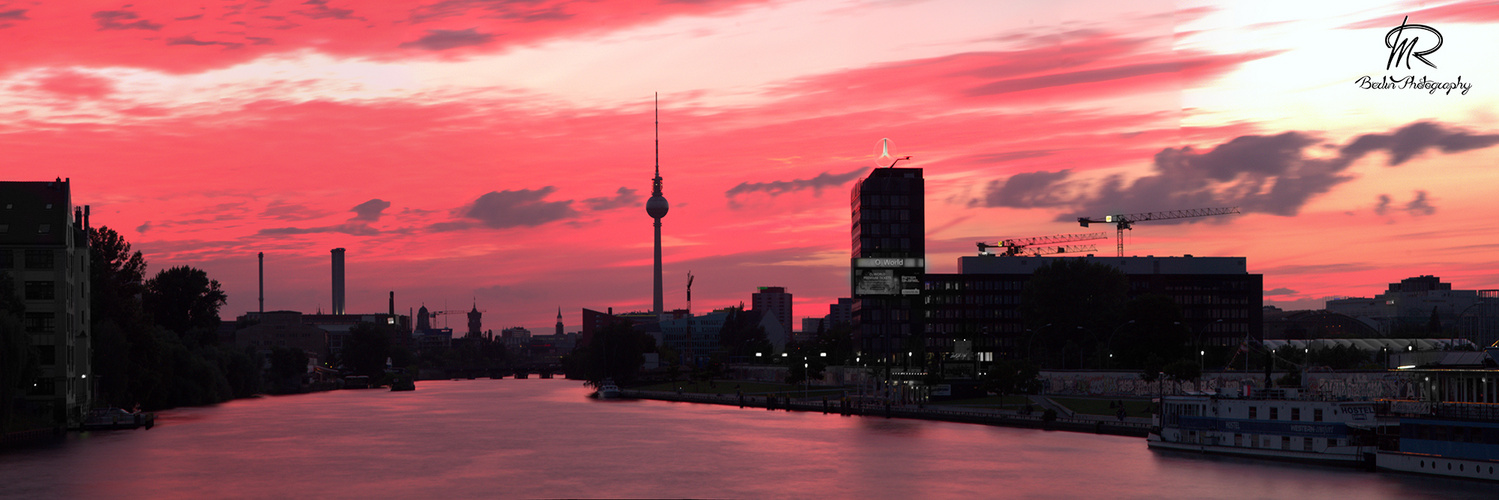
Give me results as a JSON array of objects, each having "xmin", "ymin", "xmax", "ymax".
[{"xmin": 645, "ymin": 95, "xmax": 669, "ymax": 319}]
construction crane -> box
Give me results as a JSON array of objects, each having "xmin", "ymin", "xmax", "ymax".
[
  {"xmin": 686, "ymin": 271, "xmax": 695, "ymax": 314},
  {"xmin": 977, "ymin": 232, "xmax": 1107, "ymax": 257},
  {"xmin": 1077, "ymin": 207, "xmax": 1241, "ymax": 257}
]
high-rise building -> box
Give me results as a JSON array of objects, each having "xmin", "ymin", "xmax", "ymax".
[
  {"xmin": 0, "ymin": 179, "xmax": 91, "ymax": 426},
  {"xmin": 850, "ymin": 167, "xmax": 925, "ymax": 363},
  {"xmin": 825, "ymin": 298, "xmax": 854, "ymax": 328},
  {"xmin": 751, "ymin": 286, "xmax": 792, "ymax": 336}
]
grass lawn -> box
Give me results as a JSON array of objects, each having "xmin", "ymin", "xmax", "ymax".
[
  {"xmin": 1049, "ymin": 397, "xmax": 1154, "ymax": 417},
  {"xmin": 631, "ymin": 379, "xmax": 851, "ymax": 396}
]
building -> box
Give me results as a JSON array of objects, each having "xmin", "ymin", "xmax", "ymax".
[
  {"xmin": 751, "ymin": 286, "xmax": 792, "ymax": 335},
  {"xmin": 659, "ymin": 310, "xmax": 731, "ymax": 366},
  {"xmin": 850, "ymin": 166, "xmax": 926, "ymax": 361},
  {"xmin": 466, "ymin": 303, "xmax": 483, "ymax": 338},
  {"xmin": 234, "ymin": 311, "xmax": 329, "ymax": 359},
  {"xmin": 825, "ymin": 298, "xmax": 854, "ymax": 328},
  {"xmin": 1326, "ymin": 276, "xmax": 1498, "ymax": 345},
  {"xmin": 1, "ymin": 179, "xmax": 92, "ymax": 426},
  {"xmin": 1262, "ymin": 308, "xmax": 1380, "ymax": 340},
  {"xmin": 236, "ymin": 311, "xmax": 410, "ymax": 360},
  {"xmin": 923, "ymin": 254, "xmax": 1263, "ymax": 361}
]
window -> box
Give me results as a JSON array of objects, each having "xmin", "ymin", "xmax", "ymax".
[
  {"xmin": 1281, "ymin": 436, "xmax": 1290, "ymax": 450},
  {"xmin": 1303, "ymin": 438, "xmax": 1313, "ymax": 452},
  {"xmin": 1314, "ymin": 409, "xmax": 1323, "ymax": 422},
  {"xmin": 25, "ymin": 249, "xmax": 53, "ymax": 269},
  {"xmin": 24, "ymin": 312, "xmax": 55, "ymax": 332},
  {"xmin": 1269, "ymin": 407, "xmax": 1279, "ymax": 420},
  {"xmin": 1291, "ymin": 408, "xmax": 1300, "ymax": 421},
  {"xmin": 24, "ymin": 281, "xmax": 55, "ymax": 300},
  {"xmin": 0, "ymin": 250, "xmax": 11, "ymax": 269}
]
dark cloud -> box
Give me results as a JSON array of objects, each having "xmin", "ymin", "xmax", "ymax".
[
  {"xmin": 965, "ymin": 150, "xmax": 1058, "ymax": 164},
  {"xmin": 294, "ymin": 1, "xmax": 361, "ymax": 21},
  {"xmin": 136, "ymin": 221, "xmax": 152, "ymax": 234},
  {"xmin": 350, "ymin": 198, "xmax": 392, "ymax": 222},
  {"xmin": 1264, "ymin": 287, "xmax": 1297, "ymax": 296},
  {"xmin": 1374, "ymin": 194, "xmax": 1391, "ymax": 215},
  {"xmin": 583, "ymin": 187, "xmax": 640, "ymax": 211},
  {"xmin": 974, "ymin": 121, "xmax": 1498, "ymax": 220},
  {"xmin": 258, "ymin": 223, "xmax": 379, "ymax": 236},
  {"xmin": 1342, "ymin": 121, "xmax": 1499, "ymax": 166},
  {"xmin": 93, "ymin": 10, "xmax": 163, "ymax": 31},
  {"xmin": 1405, "ymin": 190, "xmax": 1435, "ymax": 216},
  {"xmin": 261, "ymin": 202, "xmax": 330, "ymax": 221},
  {"xmin": 976, "ymin": 170, "xmax": 1073, "ymax": 208},
  {"xmin": 461, "ymin": 187, "xmax": 577, "ymax": 229},
  {"xmin": 167, "ymin": 35, "xmax": 244, "ymax": 49},
  {"xmin": 0, "ymin": 9, "xmax": 28, "ymax": 21},
  {"xmin": 399, "ymin": 28, "xmax": 494, "ymax": 51},
  {"xmin": 725, "ymin": 167, "xmax": 868, "ymax": 208}
]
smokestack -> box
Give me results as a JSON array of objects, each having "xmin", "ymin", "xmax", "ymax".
[
  {"xmin": 258, "ymin": 252, "xmax": 265, "ymax": 313},
  {"xmin": 389, "ymin": 291, "xmax": 395, "ymax": 316},
  {"xmin": 331, "ymin": 248, "xmax": 346, "ymax": 315}
]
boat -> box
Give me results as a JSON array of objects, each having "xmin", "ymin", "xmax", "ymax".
[
  {"xmin": 597, "ymin": 379, "xmax": 621, "ymax": 399},
  {"xmin": 513, "ymin": 369, "xmax": 529, "ymax": 379},
  {"xmin": 1375, "ymin": 400, "xmax": 1499, "ymax": 481},
  {"xmin": 1149, "ymin": 387, "xmax": 1388, "ymax": 466},
  {"xmin": 77, "ymin": 407, "xmax": 155, "ymax": 431}
]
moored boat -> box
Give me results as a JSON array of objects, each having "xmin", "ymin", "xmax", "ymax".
[
  {"xmin": 77, "ymin": 407, "xmax": 155, "ymax": 431},
  {"xmin": 1149, "ymin": 388, "xmax": 1388, "ymax": 466},
  {"xmin": 597, "ymin": 379, "xmax": 621, "ymax": 399}
]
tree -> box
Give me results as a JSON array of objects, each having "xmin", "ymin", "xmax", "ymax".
[
  {"xmin": 982, "ymin": 359, "xmax": 1041, "ymax": 398},
  {"xmin": 143, "ymin": 266, "xmax": 228, "ymax": 341},
  {"xmin": 573, "ymin": 321, "xmax": 652, "ymax": 388},
  {"xmin": 1020, "ymin": 258, "xmax": 1128, "ymax": 368},
  {"xmin": 1162, "ymin": 359, "xmax": 1202, "ymax": 384},
  {"xmin": 267, "ymin": 346, "xmax": 310, "ymax": 394},
  {"xmin": 343, "ymin": 322, "xmax": 394, "ymax": 378},
  {"xmin": 1112, "ymin": 294, "xmax": 1190, "ymax": 369},
  {"xmin": 89, "ymin": 226, "xmax": 147, "ymax": 326}
]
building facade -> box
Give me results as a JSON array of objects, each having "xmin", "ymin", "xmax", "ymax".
[
  {"xmin": 850, "ymin": 167, "xmax": 925, "ymax": 360},
  {"xmin": 923, "ymin": 255, "xmax": 1263, "ymax": 361},
  {"xmin": 1326, "ymin": 276, "xmax": 1497, "ymax": 345},
  {"xmin": 751, "ymin": 286, "xmax": 792, "ymax": 336},
  {"xmin": 1, "ymin": 179, "xmax": 91, "ymax": 426}
]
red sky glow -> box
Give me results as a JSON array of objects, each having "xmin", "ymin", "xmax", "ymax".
[{"xmin": 5, "ymin": 0, "xmax": 1499, "ymax": 333}]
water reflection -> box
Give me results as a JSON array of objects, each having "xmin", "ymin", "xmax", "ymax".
[{"xmin": 2, "ymin": 379, "xmax": 1494, "ymax": 499}]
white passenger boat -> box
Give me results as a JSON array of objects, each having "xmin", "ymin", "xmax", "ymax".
[
  {"xmin": 597, "ymin": 379, "xmax": 621, "ymax": 399},
  {"xmin": 1149, "ymin": 388, "xmax": 1388, "ymax": 466}
]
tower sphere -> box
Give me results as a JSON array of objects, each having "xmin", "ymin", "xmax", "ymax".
[{"xmin": 646, "ymin": 194, "xmax": 669, "ymax": 219}]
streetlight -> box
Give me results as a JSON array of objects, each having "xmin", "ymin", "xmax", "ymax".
[{"xmin": 1104, "ymin": 320, "xmax": 1136, "ymax": 368}]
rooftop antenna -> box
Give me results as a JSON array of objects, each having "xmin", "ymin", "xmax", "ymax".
[{"xmin": 654, "ymin": 92, "xmax": 659, "ymax": 178}]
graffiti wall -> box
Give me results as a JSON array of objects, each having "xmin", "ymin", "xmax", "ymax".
[{"xmin": 1039, "ymin": 370, "xmax": 1414, "ymax": 399}]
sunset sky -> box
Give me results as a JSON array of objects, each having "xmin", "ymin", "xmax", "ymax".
[{"xmin": 4, "ymin": 0, "xmax": 1498, "ymax": 334}]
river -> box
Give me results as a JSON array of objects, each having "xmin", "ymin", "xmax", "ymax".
[{"xmin": 2, "ymin": 379, "xmax": 1492, "ymax": 499}]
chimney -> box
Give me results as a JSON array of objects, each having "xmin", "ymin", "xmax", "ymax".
[
  {"xmin": 258, "ymin": 252, "xmax": 265, "ymax": 313},
  {"xmin": 331, "ymin": 248, "xmax": 346, "ymax": 315},
  {"xmin": 83, "ymin": 205, "xmax": 90, "ymax": 230},
  {"xmin": 389, "ymin": 291, "xmax": 395, "ymax": 316}
]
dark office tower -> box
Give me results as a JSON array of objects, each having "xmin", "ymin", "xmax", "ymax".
[
  {"xmin": 556, "ymin": 307, "xmax": 564, "ymax": 336},
  {"xmin": 331, "ymin": 248, "xmax": 346, "ymax": 315},
  {"xmin": 850, "ymin": 167, "xmax": 926, "ymax": 370}
]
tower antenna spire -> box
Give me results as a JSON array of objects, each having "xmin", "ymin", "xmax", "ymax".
[{"xmin": 654, "ymin": 92, "xmax": 659, "ymax": 178}]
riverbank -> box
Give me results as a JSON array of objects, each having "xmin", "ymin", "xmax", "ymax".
[{"xmin": 620, "ymin": 386, "xmax": 1150, "ymax": 437}]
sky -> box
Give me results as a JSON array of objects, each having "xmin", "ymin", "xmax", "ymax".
[{"xmin": 4, "ymin": 0, "xmax": 1498, "ymax": 334}]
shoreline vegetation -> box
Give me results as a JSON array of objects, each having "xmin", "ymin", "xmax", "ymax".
[{"xmin": 623, "ymin": 379, "xmax": 1151, "ymax": 438}]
